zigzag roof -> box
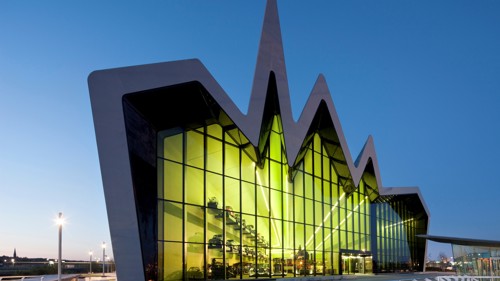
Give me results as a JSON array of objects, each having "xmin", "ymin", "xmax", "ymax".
[
  {"xmin": 88, "ymin": 2, "xmax": 430, "ymax": 279},
  {"xmin": 89, "ymin": 1, "xmax": 429, "ymax": 216}
]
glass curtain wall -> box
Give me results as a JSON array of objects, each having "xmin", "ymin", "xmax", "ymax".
[
  {"xmin": 373, "ymin": 201, "xmax": 420, "ymax": 272},
  {"xmin": 453, "ymin": 245, "xmax": 500, "ymax": 276},
  {"xmin": 157, "ymin": 115, "xmax": 372, "ymax": 280}
]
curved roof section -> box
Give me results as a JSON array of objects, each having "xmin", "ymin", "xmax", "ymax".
[{"xmin": 418, "ymin": 235, "xmax": 500, "ymax": 248}]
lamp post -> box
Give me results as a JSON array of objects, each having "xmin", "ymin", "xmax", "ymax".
[
  {"xmin": 89, "ymin": 250, "xmax": 93, "ymax": 274},
  {"xmin": 55, "ymin": 212, "xmax": 64, "ymax": 281},
  {"xmin": 102, "ymin": 242, "xmax": 106, "ymax": 277},
  {"xmin": 106, "ymin": 256, "xmax": 110, "ymax": 273}
]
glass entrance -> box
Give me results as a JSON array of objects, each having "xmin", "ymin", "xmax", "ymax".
[{"xmin": 341, "ymin": 253, "xmax": 372, "ymax": 275}]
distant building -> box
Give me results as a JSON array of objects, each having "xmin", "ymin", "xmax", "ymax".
[{"xmin": 88, "ymin": 1, "xmax": 430, "ymax": 281}]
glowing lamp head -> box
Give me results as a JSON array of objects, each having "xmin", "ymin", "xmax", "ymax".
[
  {"xmin": 55, "ymin": 212, "xmax": 65, "ymax": 226},
  {"xmin": 102, "ymin": 242, "xmax": 106, "ymax": 249}
]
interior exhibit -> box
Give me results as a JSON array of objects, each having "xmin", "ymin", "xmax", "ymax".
[{"xmin": 88, "ymin": 1, "xmax": 429, "ymax": 281}]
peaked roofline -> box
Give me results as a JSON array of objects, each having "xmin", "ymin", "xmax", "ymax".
[
  {"xmin": 246, "ymin": 0, "xmax": 384, "ymax": 190},
  {"xmin": 88, "ymin": 3, "xmax": 430, "ymax": 279}
]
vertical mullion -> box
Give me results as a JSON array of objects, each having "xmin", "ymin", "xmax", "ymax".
[
  {"xmin": 239, "ymin": 148, "xmax": 243, "ymax": 280},
  {"xmin": 203, "ymin": 127, "xmax": 207, "ymax": 280},
  {"xmin": 222, "ymin": 131, "xmax": 226, "ymax": 279},
  {"xmin": 253, "ymin": 158, "xmax": 258, "ymax": 279},
  {"xmin": 182, "ymin": 131, "xmax": 186, "ymax": 280}
]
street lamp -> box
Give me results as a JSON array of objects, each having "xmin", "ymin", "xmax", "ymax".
[
  {"xmin": 102, "ymin": 242, "xmax": 106, "ymax": 277},
  {"xmin": 89, "ymin": 250, "xmax": 93, "ymax": 274},
  {"xmin": 55, "ymin": 212, "xmax": 64, "ymax": 281},
  {"xmin": 106, "ymin": 256, "xmax": 111, "ymax": 273}
]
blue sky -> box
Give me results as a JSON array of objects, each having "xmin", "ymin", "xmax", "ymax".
[{"xmin": 1, "ymin": 0, "xmax": 500, "ymax": 261}]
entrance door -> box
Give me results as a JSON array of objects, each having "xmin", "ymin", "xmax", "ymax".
[{"xmin": 341, "ymin": 254, "xmax": 373, "ymax": 275}]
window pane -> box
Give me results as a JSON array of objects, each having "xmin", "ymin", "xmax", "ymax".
[
  {"xmin": 270, "ymin": 218, "xmax": 282, "ymax": 248},
  {"xmin": 207, "ymin": 124, "xmax": 222, "ymax": 139},
  {"xmin": 256, "ymin": 161, "xmax": 269, "ymax": 188},
  {"xmin": 257, "ymin": 185, "xmax": 269, "ymax": 217},
  {"xmin": 294, "ymin": 171, "xmax": 304, "ymax": 197},
  {"xmin": 295, "ymin": 223, "xmax": 305, "ymax": 251},
  {"xmin": 207, "ymin": 137, "xmax": 222, "ymax": 174},
  {"xmin": 322, "ymin": 156, "xmax": 330, "ymax": 181},
  {"xmin": 242, "ymin": 182, "xmax": 255, "ymax": 215},
  {"xmin": 186, "ymin": 205, "xmax": 204, "ymax": 243},
  {"xmin": 270, "ymin": 131, "xmax": 281, "ymax": 161},
  {"xmin": 163, "ymin": 161, "xmax": 182, "ymax": 202},
  {"xmin": 315, "ymin": 201, "xmax": 322, "ymax": 226},
  {"xmin": 186, "ymin": 130, "xmax": 204, "ymax": 168},
  {"xmin": 241, "ymin": 153, "xmax": 255, "ymax": 183},
  {"xmin": 164, "ymin": 201, "xmax": 183, "ymax": 241},
  {"xmin": 270, "ymin": 189, "xmax": 282, "ymax": 219},
  {"xmin": 304, "ymin": 149, "xmax": 312, "ymax": 174},
  {"xmin": 314, "ymin": 152, "xmax": 322, "ymax": 177},
  {"xmin": 294, "ymin": 196, "xmax": 304, "ymax": 223},
  {"xmin": 161, "ymin": 242, "xmax": 183, "ymax": 281},
  {"xmin": 225, "ymin": 143, "xmax": 240, "ymax": 179},
  {"xmin": 163, "ymin": 133, "xmax": 183, "ymax": 162},
  {"xmin": 305, "ymin": 199, "xmax": 313, "ymax": 225},
  {"xmin": 314, "ymin": 177, "xmax": 322, "ymax": 202},
  {"xmin": 206, "ymin": 172, "xmax": 222, "ymax": 209},
  {"xmin": 185, "ymin": 167, "xmax": 203, "ymax": 205},
  {"xmin": 186, "ymin": 242, "xmax": 205, "ymax": 280},
  {"xmin": 304, "ymin": 174, "xmax": 313, "ymax": 199},
  {"xmin": 270, "ymin": 161, "xmax": 282, "ymax": 190},
  {"xmin": 225, "ymin": 177, "xmax": 240, "ymax": 212}
]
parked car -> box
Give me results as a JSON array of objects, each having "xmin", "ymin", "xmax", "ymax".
[
  {"xmin": 208, "ymin": 234, "xmax": 223, "ymax": 249},
  {"xmin": 187, "ymin": 267, "xmax": 203, "ymax": 279}
]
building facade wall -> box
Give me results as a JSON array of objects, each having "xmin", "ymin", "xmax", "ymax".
[
  {"xmin": 89, "ymin": 2, "xmax": 429, "ymax": 280},
  {"xmin": 155, "ymin": 112, "xmax": 424, "ymax": 280}
]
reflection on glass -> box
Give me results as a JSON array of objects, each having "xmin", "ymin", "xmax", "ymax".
[{"xmin": 156, "ymin": 115, "xmax": 422, "ymax": 280}]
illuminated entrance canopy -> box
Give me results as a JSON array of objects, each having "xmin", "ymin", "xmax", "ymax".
[{"xmin": 88, "ymin": 1, "xmax": 430, "ymax": 281}]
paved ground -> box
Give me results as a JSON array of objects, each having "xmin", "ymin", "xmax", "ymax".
[
  {"xmin": 3, "ymin": 272, "xmax": 455, "ymax": 281},
  {"xmin": 338, "ymin": 272, "xmax": 455, "ymax": 281}
]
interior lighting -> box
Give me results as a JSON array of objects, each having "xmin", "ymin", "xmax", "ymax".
[
  {"xmin": 315, "ymin": 196, "xmax": 368, "ymax": 250},
  {"xmin": 384, "ymin": 218, "xmax": 414, "ymax": 229},
  {"xmin": 256, "ymin": 168, "xmax": 281, "ymax": 247},
  {"xmin": 305, "ymin": 192, "xmax": 346, "ymax": 248}
]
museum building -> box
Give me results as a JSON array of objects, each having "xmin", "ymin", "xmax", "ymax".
[{"xmin": 88, "ymin": 1, "xmax": 430, "ymax": 281}]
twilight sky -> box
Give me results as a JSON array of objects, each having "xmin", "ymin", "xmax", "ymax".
[{"xmin": 1, "ymin": 0, "xmax": 500, "ymax": 261}]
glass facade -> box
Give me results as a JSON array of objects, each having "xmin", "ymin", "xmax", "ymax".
[
  {"xmin": 155, "ymin": 113, "xmax": 425, "ymax": 280},
  {"xmin": 372, "ymin": 199, "xmax": 427, "ymax": 272},
  {"xmin": 453, "ymin": 245, "xmax": 500, "ymax": 276}
]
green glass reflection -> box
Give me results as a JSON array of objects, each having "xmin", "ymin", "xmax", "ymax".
[
  {"xmin": 206, "ymin": 137, "xmax": 222, "ymax": 174},
  {"xmin": 241, "ymin": 153, "xmax": 255, "ymax": 183},
  {"xmin": 186, "ymin": 204, "xmax": 204, "ymax": 242},
  {"xmin": 163, "ymin": 133, "xmax": 183, "ymax": 162},
  {"xmin": 185, "ymin": 166, "xmax": 203, "ymax": 205},
  {"xmin": 270, "ymin": 161, "xmax": 282, "ymax": 191},
  {"xmin": 225, "ymin": 143, "xmax": 240, "ymax": 179},
  {"xmin": 163, "ymin": 161, "xmax": 182, "ymax": 202},
  {"xmin": 242, "ymin": 182, "xmax": 256, "ymax": 214},
  {"xmin": 164, "ymin": 201, "xmax": 183, "ymax": 242},
  {"xmin": 186, "ymin": 130, "xmax": 204, "ymax": 168},
  {"xmin": 157, "ymin": 115, "xmax": 395, "ymax": 279},
  {"xmin": 225, "ymin": 177, "xmax": 240, "ymax": 212},
  {"xmin": 161, "ymin": 242, "xmax": 183, "ymax": 281}
]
